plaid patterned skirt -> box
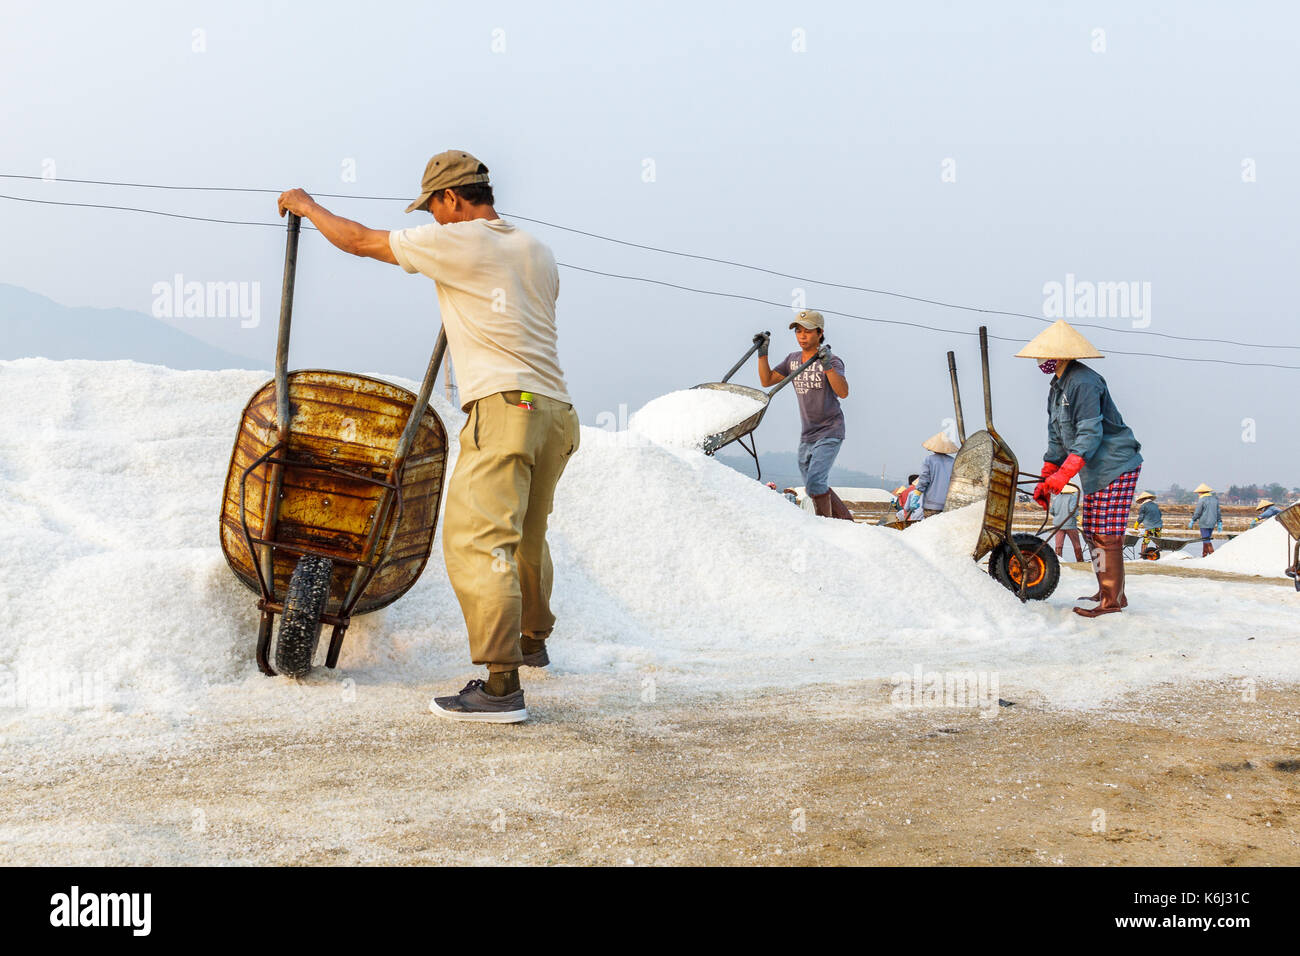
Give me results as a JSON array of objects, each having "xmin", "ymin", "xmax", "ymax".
[{"xmin": 1080, "ymin": 467, "xmax": 1141, "ymax": 536}]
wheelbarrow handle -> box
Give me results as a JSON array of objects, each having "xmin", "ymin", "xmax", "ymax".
[
  {"xmin": 390, "ymin": 327, "xmax": 448, "ymax": 474},
  {"xmin": 1019, "ymin": 471, "xmax": 1082, "ymax": 538},
  {"xmin": 275, "ymin": 212, "xmax": 302, "ymax": 443},
  {"xmin": 979, "ymin": 325, "xmax": 993, "ymax": 432},
  {"xmin": 721, "ymin": 331, "xmax": 771, "ymax": 384},
  {"xmin": 947, "ymin": 350, "xmax": 967, "ymax": 444},
  {"xmin": 766, "ymin": 348, "xmax": 825, "ymax": 399}
]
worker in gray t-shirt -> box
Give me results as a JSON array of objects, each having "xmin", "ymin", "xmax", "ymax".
[{"xmin": 755, "ymin": 309, "xmax": 851, "ymax": 519}]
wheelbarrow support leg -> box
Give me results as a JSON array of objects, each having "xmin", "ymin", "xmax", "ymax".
[
  {"xmin": 325, "ymin": 623, "xmax": 350, "ymax": 669},
  {"xmin": 255, "ymin": 611, "xmax": 276, "ymax": 676},
  {"xmin": 738, "ymin": 431, "xmax": 761, "ymax": 480}
]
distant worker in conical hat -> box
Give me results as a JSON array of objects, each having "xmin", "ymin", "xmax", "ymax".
[
  {"xmin": 755, "ymin": 311, "xmax": 853, "ymax": 520},
  {"xmin": 1018, "ymin": 319, "xmax": 1143, "ymax": 617},
  {"xmin": 1189, "ymin": 483, "xmax": 1222, "ymax": 556},
  {"xmin": 915, "ymin": 431, "xmax": 958, "ymax": 517},
  {"xmin": 1251, "ymin": 499, "xmax": 1282, "ymax": 526},
  {"xmin": 1132, "ymin": 491, "xmax": 1163, "ymax": 560},
  {"xmin": 1050, "ymin": 482, "xmax": 1085, "ymax": 562}
]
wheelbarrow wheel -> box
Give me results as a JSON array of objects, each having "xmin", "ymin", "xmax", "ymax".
[
  {"xmin": 274, "ymin": 554, "xmax": 334, "ymax": 678},
  {"xmin": 990, "ymin": 533, "xmax": 1060, "ymax": 601}
]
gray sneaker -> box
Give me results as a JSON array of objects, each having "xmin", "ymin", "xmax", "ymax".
[
  {"xmin": 519, "ymin": 636, "xmax": 549, "ymax": 668},
  {"xmin": 430, "ymin": 679, "xmax": 528, "ymax": 724}
]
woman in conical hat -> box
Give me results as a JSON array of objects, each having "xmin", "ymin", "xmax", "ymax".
[
  {"xmin": 915, "ymin": 431, "xmax": 959, "ymax": 517},
  {"xmin": 1189, "ymin": 483, "xmax": 1221, "ymax": 555},
  {"xmin": 1251, "ymin": 499, "xmax": 1281, "ymax": 526},
  {"xmin": 1132, "ymin": 491, "xmax": 1164, "ymax": 559},
  {"xmin": 1017, "ymin": 319, "xmax": 1144, "ymax": 617}
]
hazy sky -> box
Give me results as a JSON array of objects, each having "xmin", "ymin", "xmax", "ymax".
[{"xmin": 3, "ymin": 0, "xmax": 1296, "ymax": 489}]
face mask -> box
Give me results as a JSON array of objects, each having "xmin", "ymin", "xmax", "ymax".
[{"xmin": 1038, "ymin": 360, "xmax": 1058, "ymax": 375}]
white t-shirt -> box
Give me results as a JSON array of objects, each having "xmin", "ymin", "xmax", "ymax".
[{"xmin": 389, "ymin": 218, "xmax": 572, "ymax": 409}]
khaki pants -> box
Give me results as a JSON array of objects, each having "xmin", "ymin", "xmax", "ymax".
[{"xmin": 442, "ymin": 391, "xmax": 580, "ymax": 672}]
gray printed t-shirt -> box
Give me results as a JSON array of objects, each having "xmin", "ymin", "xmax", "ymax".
[{"xmin": 773, "ymin": 351, "xmax": 846, "ymax": 444}]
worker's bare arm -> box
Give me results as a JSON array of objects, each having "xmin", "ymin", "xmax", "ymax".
[
  {"xmin": 276, "ymin": 188, "xmax": 398, "ymax": 265},
  {"xmin": 825, "ymin": 368, "xmax": 849, "ymax": 399},
  {"xmin": 757, "ymin": 355, "xmax": 785, "ymax": 388}
]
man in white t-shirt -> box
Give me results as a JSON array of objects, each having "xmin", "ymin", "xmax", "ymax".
[{"xmin": 277, "ymin": 150, "xmax": 579, "ymax": 724}]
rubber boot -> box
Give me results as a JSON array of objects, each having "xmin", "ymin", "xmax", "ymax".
[
  {"xmin": 1074, "ymin": 534, "xmax": 1125, "ymax": 617},
  {"xmin": 1202, "ymin": 540, "xmax": 1214, "ymax": 557},
  {"xmin": 1077, "ymin": 533, "xmax": 1127, "ymax": 607},
  {"xmin": 810, "ymin": 491, "xmax": 835, "ymax": 517},
  {"xmin": 827, "ymin": 489, "xmax": 854, "ymax": 521}
]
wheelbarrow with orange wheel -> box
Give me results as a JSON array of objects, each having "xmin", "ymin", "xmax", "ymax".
[
  {"xmin": 942, "ymin": 326, "xmax": 1077, "ymax": 601},
  {"xmin": 218, "ymin": 213, "xmax": 449, "ymax": 677}
]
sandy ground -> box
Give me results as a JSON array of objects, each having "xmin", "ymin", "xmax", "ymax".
[{"xmin": 4, "ymin": 674, "xmax": 1298, "ymax": 866}]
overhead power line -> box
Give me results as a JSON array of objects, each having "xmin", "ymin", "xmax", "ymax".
[
  {"xmin": 1, "ymin": 183, "xmax": 1295, "ymax": 370},
  {"xmin": 2, "ymin": 171, "xmax": 1290, "ymax": 352},
  {"xmin": 558, "ymin": 264, "xmax": 1300, "ymax": 370}
]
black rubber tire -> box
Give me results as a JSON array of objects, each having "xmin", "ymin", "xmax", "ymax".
[
  {"xmin": 990, "ymin": 533, "xmax": 1060, "ymax": 601},
  {"xmin": 274, "ymin": 554, "xmax": 334, "ymax": 678}
]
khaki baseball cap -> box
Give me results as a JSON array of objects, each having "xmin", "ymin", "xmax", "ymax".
[
  {"xmin": 789, "ymin": 309, "xmax": 824, "ymax": 331},
  {"xmin": 404, "ymin": 150, "xmax": 491, "ymax": 213}
]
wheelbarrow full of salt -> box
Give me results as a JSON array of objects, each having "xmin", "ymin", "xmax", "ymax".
[{"xmin": 693, "ymin": 331, "xmax": 827, "ymax": 480}]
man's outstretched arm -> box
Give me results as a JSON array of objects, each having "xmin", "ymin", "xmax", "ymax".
[{"xmin": 277, "ymin": 188, "xmax": 398, "ymax": 264}]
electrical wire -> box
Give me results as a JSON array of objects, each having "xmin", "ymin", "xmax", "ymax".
[
  {"xmin": 1, "ymin": 183, "xmax": 1296, "ymax": 370},
  {"xmin": 2, "ymin": 172, "xmax": 1289, "ymax": 351}
]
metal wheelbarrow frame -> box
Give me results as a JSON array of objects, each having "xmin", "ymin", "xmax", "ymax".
[
  {"xmin": 692, "ymin": 332, "xmax": 827, "ymax": 480},
  {"xmin": 218, "ymin": 213, "xmax": 450, "ymax": 676},
  {"xmin": 1276, "ymin": 501, "xmax": 1300, "ymax": 589},
  {"xmin": 943, "ymin": 326, "xmax": 1076, "ymax": 601}
]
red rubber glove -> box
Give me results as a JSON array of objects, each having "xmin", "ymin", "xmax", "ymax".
[
  {"xmin": 1044, "ymin": 453, "xmax": 1085, "ymax": 495},
  {"xmin": 1032, "ymin": 461, "xmax": 1059, "ymax": 509},
  {"xmin": 1032, "ymin": 484, "xmax": 1051, "ymax": 509}
]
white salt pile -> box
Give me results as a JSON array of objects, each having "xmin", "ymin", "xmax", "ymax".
[
  {"xmin": 1200, "ymin": 518, "xmax": 1293, "ymax": 577},
  {"xmin": 1, "ymin": 358, "xmax": 1298, "ymax": 758},
  {"xmin": 627, "ymin": 388, "xmax": 764, "ymax": 448}
]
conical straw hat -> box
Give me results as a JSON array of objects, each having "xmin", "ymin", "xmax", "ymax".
[
  {"xmin": 921, "ymin": 431, "xmax": 959, "ymax": 454},
  {"xmin": 1194, "ymin": 482, "xmax": 1213, "ymax": 494},
  {"xmin": 1257, "ymin": 499, "xmax": 1274, "ymax": 510},
  {"xmin": 1062, "ymin": 482, "xmax": 1079, "ymax": 495},
  {"xmin": 1135, "ymin": 491, "xmax": 1156, "ymax": 502},
  {"xmin": 1015, "ymin": 320, "xmax": 1104, "ymax": 360}
]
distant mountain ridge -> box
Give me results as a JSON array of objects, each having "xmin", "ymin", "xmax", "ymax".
[{"xmin": 0, "ymin": 283, "xmax": 261, "ymax": 371}]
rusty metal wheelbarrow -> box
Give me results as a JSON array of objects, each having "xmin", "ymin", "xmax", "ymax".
[
  {"xmin": 1277, "ymin": 502, "xmax": 1300, "ymax": 589},
  {"xmin": 218, "ymin": 214, "xmax": 449, "ymax": 677},
  {"xmin": 943, "ymin": 326, "xmax": 1075, "ymax": 601},
  {"xmin": 694, "ymin": 332, "xmax": 826, "ymax": 479}
]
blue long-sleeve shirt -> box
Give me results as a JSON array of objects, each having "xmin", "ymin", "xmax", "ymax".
[
  {"xmin": 1049, "ymin": 490, "xmax": 1079, "ymax": 530},
  {"xmin": 914, "ymin": 452, "xmax": 955, "ymax": 511},
  {"xmin": 1190, "ymin": 495, "xmax": 1221, "ymax": 529},
  {"xmin": 1044, "ymin": 361, "xmax": 1143, "ymax": 494},
  {"xmin": 1136, "ymin": 500, "xmax": 1163, "ymax": 529}
]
